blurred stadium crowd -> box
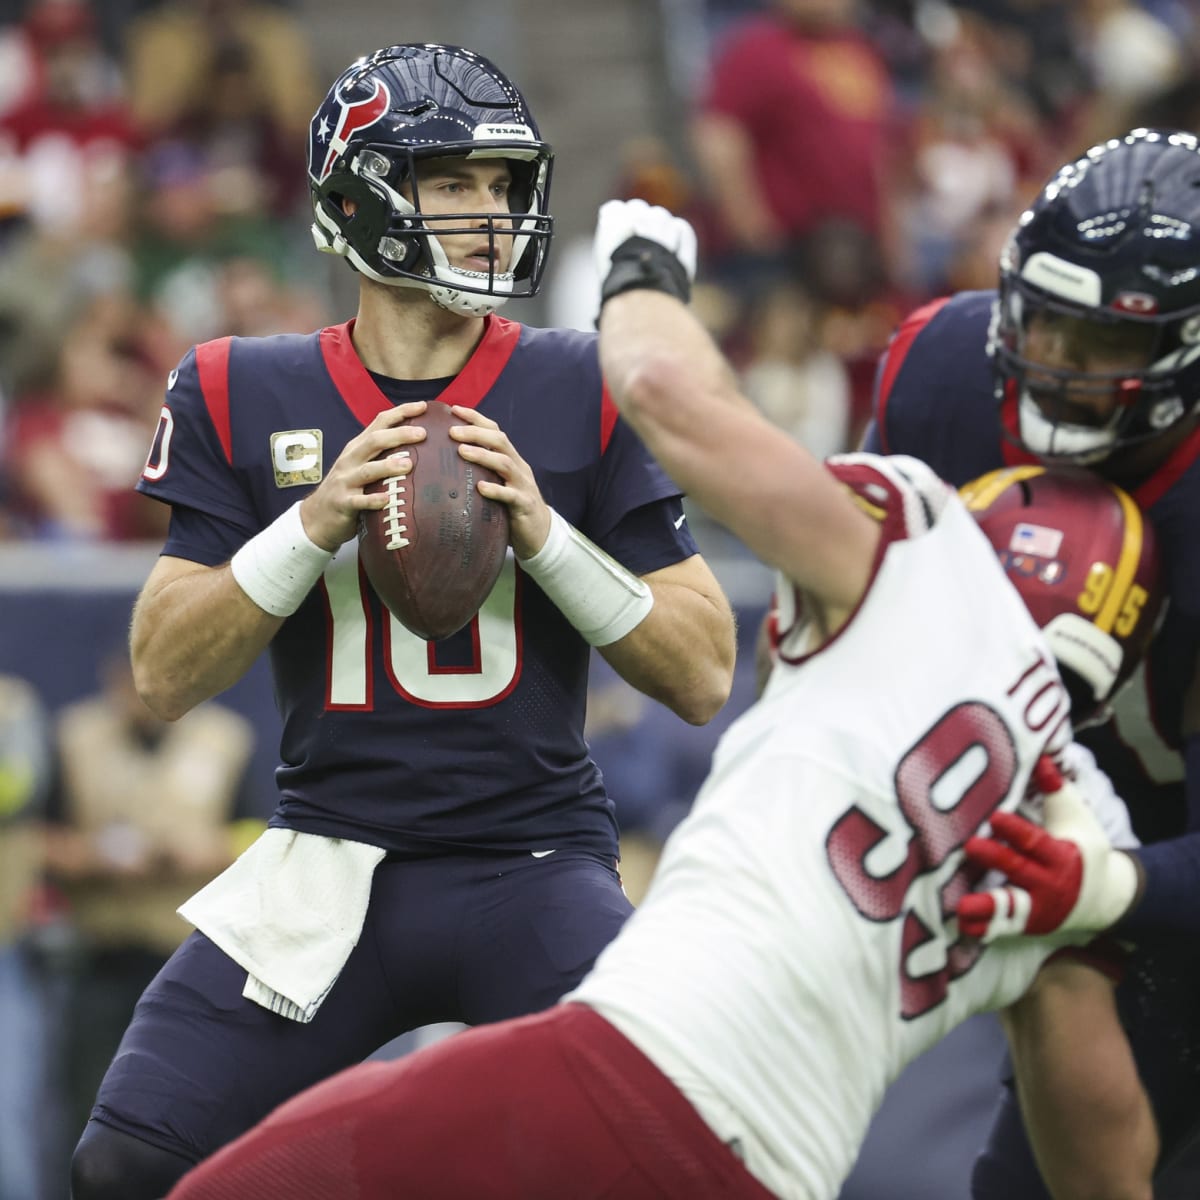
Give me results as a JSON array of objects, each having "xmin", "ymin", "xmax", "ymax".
[
  {"xmin": 0, "ymin": 0, "xmax": 1198, "ymax": 1197},
  {"xmin": 0, "ymin": 0, "xmax": 1195, "ymax": 540},
  {"xmin": 0, "ymin": 0, "xmax": 326, "ymax": 543}
]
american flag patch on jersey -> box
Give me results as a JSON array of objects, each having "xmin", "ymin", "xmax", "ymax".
[{"xmin": 1010, "ymin": 522, "xmax": 1063, "ymax": 558}]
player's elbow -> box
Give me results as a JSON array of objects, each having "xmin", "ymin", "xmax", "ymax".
[
  {"xmin": 663, "ymin": 659, "xmax": 734, "ymax": 726},
  {"xmin": 131, "ymin": 663, "xmax": 190, "ymax": 723},
  {"xmin": 682, "ymin": 677, "xmax": 731, "ymax": 726}
]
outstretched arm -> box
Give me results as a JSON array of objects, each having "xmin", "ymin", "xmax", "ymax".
[{"xmin": 593, "ymin": 200, "xmax": 880, "ymax": 625}]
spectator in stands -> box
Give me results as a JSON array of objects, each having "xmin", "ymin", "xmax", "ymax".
[
  {"xmin": 739, "ymin": 279, "xmax": 851, "ymax": 461},
  {"xmin": 4, "ymin": 296, "xmax": 168, "ymax": 541},
  {"xmin": 130, "ymin": 138, "xmax": 297, "ymax": 348},
  {"xmin": 690, "ymin": 0, "xmax": 900, "ymax": 295},
  {"xmin": 41, "ymin": 648, "xmax": 260, "ymax": 1150},
  {"xmin": 211, "ymin": 254, "xmax": 326, "ymax": 341},
  {"xmin": 1072, "ymin": 0, "xmax": 1184, "ymax": 144},
  {"xmin": 0, "ymin": 0, "xmax": 123, "ymax": 121},
  {"xmin": 899, "ymin": 10, "xmax": 1031, "ymax": 296},
  {"xmin": 953, "ymin": 1, "xmax": 1090, "ymax": 167},
  {"xmin": 163, "ymin": 34, "xmax": 308, "ymax": 221},
  {"xmin": 0, "ymin": 0, "xmax": 138, "ymax": 238},
  {"xmin": 796, "ymin": 218, "xmax": 917, "ymax": 444},
  {"xmin": 0, "ymin": 673, "xmax": 53, "ymax": 1200},
  {"xmin": 0, "ymin": 144, "xmax": 134, "ymax": 401},
  {"xmin": 123, "ymin": 0, "xmax": 318, "ymax": 145}
]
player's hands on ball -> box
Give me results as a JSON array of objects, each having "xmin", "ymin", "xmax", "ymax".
[
  {"xmin": 300, "ymin": 402, "xmax": 428, "ymax": 551},
  {"xmin": 446, "ymin": 405, "xmax": 551, "ymax": 559}
]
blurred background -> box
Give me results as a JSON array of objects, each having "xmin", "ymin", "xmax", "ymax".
[{"xmin": 0, "ymin": 0, "xmax": 1195, "ymax": 1196}]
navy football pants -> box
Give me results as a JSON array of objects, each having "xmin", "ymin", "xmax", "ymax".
[{"xmin": 77, "ymin": 850, "xmax": 632, "ymax": 1185}]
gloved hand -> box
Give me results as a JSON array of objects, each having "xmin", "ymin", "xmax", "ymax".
[
  {"xmin": 593, "ymin": 198, "xmax": 697, "ymax": 307},
  {"xmin": 957, "ymin": 757, "xmax": 1140, "ymax": 942}
]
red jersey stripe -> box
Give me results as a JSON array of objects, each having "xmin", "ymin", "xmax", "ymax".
[{"xmin": 195, "ymin": 338, "xmax": 234, "ymax": 465}]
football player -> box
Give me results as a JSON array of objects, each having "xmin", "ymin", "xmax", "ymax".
[
  {"xmin": 861, "ymin": 128, "xmax": 1200, "ymax": 1197},
  {"xmin": 159, "ymin": 201, "xmax": 1158, "ymax": 1200},
  {"xmin": 68, "ymin": 46, "xmax": 737, "ymax": 1200}
]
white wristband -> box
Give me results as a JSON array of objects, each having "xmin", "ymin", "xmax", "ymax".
[
  {"xmin": 230, "ymin": 501, "xmax": 334, "ymax": 618},
  {"xmin": 518, "ymin": 509, "xmax": 654, "ymax": 647}
]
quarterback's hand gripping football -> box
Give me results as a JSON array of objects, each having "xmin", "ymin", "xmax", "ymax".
[
  {"xmin": 956, "ymin": 758, "xmax": 1140, "ymax": 942},
  {"xmin": 593, "ymin": 198, "xmax": 698, "ymax": 307}
]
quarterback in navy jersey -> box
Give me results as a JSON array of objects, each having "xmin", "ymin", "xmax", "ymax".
[
  {"xmin": 68, "ymin": 45, "xmax": 735, "ymax": 1200},
  {"xmin": 862, "ymin": 130, "xmax": 1200, "ymax": 1197}
]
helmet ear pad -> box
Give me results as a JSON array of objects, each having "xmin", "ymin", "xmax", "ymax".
[{"xmin": 316, "ymin": 167, "xmax": 425, "ymax": 275}]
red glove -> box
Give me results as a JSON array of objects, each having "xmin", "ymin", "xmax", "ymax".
[{"xmin": 957, "ymin": 757, "xmax": 1139, "ymax": 942}]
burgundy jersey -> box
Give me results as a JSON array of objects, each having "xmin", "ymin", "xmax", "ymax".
[
  {"xmin": 137, "ymin": 316, "xmax": 696, "ymax": 857},
  {"xmin": 864, "ymin": 290, "xmax": 1200, "ymax": 844}
]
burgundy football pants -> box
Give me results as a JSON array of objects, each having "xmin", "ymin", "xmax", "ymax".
[{"xmin": 166, "ymin": 1003, "xmax": 777, "ymax": 1200}]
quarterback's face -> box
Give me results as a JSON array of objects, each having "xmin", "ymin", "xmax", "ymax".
[
  {"xmin": 1019, "ymin": 309, "xmax": 1158, "ymax": 429},
  {"xmin": 407, "ymin": 157, "xmax": 515, "ymax": 275}
]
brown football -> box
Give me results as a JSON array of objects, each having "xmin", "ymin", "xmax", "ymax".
[{"xmin": 358, "ymin": 402, "xmax": 510, "ymax": 640}]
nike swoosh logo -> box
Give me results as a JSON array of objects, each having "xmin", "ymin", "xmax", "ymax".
[
  {"xmin": 531, "ymin": 849, "xmax": 556, "ymax": 859},
  {"xmin": 674, "ymin": 513, "xmax": 687, "ymax": 529}
]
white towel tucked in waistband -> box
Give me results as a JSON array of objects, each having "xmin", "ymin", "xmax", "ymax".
[{"xmin": 178, "ymin": 827, "xmax": 387, "ymax": 1024}]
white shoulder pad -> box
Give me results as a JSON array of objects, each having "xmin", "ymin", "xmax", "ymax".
[{"xmin": 825, "ymin": 452, "xmax": 953, "ymax": 538}]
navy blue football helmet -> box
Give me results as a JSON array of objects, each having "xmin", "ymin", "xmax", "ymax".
[
  {"xmin": 989, "ymin": 129, "xmax": 1200, "ymax": 463},
  {"xmin": 307, "ymin": 44, "xmax": 554, "ymax": 316}
]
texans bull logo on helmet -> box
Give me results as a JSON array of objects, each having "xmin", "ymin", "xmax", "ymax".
[{"xmin": 311, "ymin": 77, "xmax": 391, "ymax": 186}]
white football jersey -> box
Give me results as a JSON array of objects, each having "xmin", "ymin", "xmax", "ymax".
[{"xmin": 570, "ymin": 455, "xmax": 1134, "ymax": 1200}]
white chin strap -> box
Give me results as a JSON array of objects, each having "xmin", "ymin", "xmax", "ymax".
[
  {"xmin": 1042, "ymin": 612, "xmax": 1121, "ymax": 703},
  {"xmin": 413, "ymin": 226, "xmax": 515, "ymax": 317},
  {"xmin": 1018, "ymin": 392, "xmax": 1115, "ymax": 464},
  {"xmin": 412, "ymin": 269, "xmax": 512, "ymax": 318},
  {"xmin": 312, "ymin": 212, "xmax": 512, "ymax": 317}
]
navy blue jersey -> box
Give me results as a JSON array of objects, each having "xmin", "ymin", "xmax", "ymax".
[
  {"xmin": 137, "ymin": 316, "xmax": 697, "ymax": 857},
  {"xmin": 864, "ymin": 291, "xmax": 1200, "ymax": 844}
]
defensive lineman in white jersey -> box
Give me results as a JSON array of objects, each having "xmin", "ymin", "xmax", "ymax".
[
  {"xmin": 161, "ymin": 200, "xmax": 1159, "ymax": 1200},
  {"xmin": 571, "ymin": 453, "xmax": 1134, "ymax": 1200}
]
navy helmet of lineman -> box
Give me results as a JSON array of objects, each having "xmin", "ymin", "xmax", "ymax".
[
  {"xmin": 990, "ymin": 128, "xmax": 1200, "ymax": 465},
  {"xmin": 307, "ymin": 43, "xmax": 555, "ymax": 317}
]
